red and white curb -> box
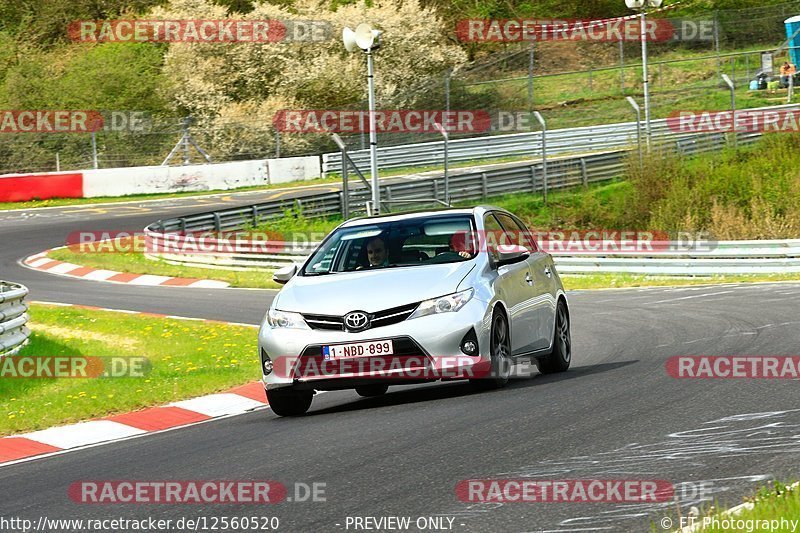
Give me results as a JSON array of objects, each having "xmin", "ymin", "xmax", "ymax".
[
  {"xmin": 1, "ymin": 301, "xmax": 266, "ymax": 466},
  {"xmin": 0, "ymin": 381, "xmax": 268, "ymax": 466},
  {"xmin": 22, "ymin": 249, "xmax": 229, "ymax": 288}
]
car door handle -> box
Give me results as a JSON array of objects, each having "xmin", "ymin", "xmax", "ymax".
[
  {"xmin": 525, "ymin": 273, "xmax": 533, "ymax": 285},
  {"xmin": 544, "ymin": 266, "xmax": 552, "ymax": 278}
]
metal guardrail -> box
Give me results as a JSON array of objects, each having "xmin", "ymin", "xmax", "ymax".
[
  {"xmin": 146, "ymin": 238, "xmax": 800, "ymax": 276},
  {"xmin": 0, "ymin": 281, "xmax": 30, "ymax": 358},
  {"xmin": 322, "ymin": 103, "xmax": 800, "ymax": 175}
]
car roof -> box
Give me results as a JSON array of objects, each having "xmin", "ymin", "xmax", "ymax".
[{"xmin": 340, "ymin": 205, "xmax": 508, "ymax": 227}]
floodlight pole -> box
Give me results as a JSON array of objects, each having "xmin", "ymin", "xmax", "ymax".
[
  {"xmin": 366, "ymin": 48, "xmax": 380, "ymax": 215},
  {"xmin": 627, "ymin": 0, "xmax": 658, "ymax": 147}
]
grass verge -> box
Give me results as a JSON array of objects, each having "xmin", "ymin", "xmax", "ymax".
[
  {"xmin": 0, "ymin": 303, "xmax": 260, "ymax": 436},
  {"xmin": 46, "ymin": 247, "xmax": 282, "ymax": 290}
]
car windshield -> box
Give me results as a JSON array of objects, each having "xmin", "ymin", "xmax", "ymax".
[{"xmin": 301, "ymin": 214, "xmax": 477, "ymax": 275}]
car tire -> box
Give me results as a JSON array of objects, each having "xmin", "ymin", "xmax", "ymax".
[
  {"xmin": 536, "ymin": 300, "xmax": 571, "ymax": 374},
  {"xmin": 355, "ymin": 384, "xmax": 389, "ymax": 397},
  {"xmin": 266, "ymin": 387, "xmax": 313, "ymax": 417},
  {"xmin": 471, "ymin": 310, "xmax": 511, "ymax": 390}
]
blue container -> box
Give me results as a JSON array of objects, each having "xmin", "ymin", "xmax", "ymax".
[{"xmin": 785, "ymin": 16, "xmax": 800, "ymax": 67}]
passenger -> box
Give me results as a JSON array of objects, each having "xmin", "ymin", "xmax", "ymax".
[{"xmin": 780, "ymin": 62, "xmax": 796, "ymax": 88}]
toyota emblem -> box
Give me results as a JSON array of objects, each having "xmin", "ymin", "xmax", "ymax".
[{"xmin": 344, "ymin": 311, "xmax": 370, "ymax": 332}]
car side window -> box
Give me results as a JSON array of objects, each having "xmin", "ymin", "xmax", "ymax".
[
  {"xmin": 495, "ymin": 213, "xmax": 538, "ymax": 252},
  {"xmin": 483, "ymin": 214, "xmax": 505, "ymax": 264}
]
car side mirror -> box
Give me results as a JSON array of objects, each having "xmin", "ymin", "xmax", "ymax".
[
  {"xmin": 496, "ymin": 245, "xmax": 530, "ymax": 267},
  {"xmin": 273, "ymin": 263, "xmax": 297, "ymax": 285}
]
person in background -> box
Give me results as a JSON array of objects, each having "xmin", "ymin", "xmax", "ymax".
[{"xmin": 780, "ymin": 62, "xmax": 797, "ymax": 88}]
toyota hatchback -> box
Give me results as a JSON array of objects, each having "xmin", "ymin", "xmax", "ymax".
[{"xmin": 258, "ymin": 206, "xmax": 571, "ymax": 416}]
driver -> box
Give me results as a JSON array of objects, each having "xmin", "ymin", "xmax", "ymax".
[{"xmin": 362, "ymin": 236, "xmax": 389, "ymax": 268}]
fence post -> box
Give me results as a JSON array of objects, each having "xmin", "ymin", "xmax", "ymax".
[
  {"xmin": 481, "ymin": 172, "xmax": 488, "ymax": 200},
  {"xmin": 530, "ymin": 165, "xmax": 536, "ymax": 193},
  {"xmin": 91, "ymin": 132, "xmax": 99, "ymax": 169},
  {"xmin": 625, "ymin": 96, "xmax": 644, "ymax": 173},
  {"xmin": 444, "ymin": 69, "xmax": 451, "ymax": 114},
  {"xmin": 588, "ymin": 67, "xmax": 593, "ymax": 91},
  {"xmin": 275, "ymin": 128, "xmax": 281, "ymax": 158},
  {"xmin": 528, "ymin": 42, "xmax": 535, "ymax": 124},
  {"xmin": 580, "ymin": 158, "xmax": 588, "ymax": 189},
  {"xmin": 213, "ymin": 212, "xmax": 221, "ymax": 232},
  {"xmin": 714, "ymin": 12, "xmax": 721, "ymax": 80},
  {"xmin": 745, "ymin": 53, "xmax": 750, "ymax": 82},
  {"xmin": 433, "ymin": 122, "xmax": 449, "ymax": 204},
  {"xmin": 533, "ymin": 111, "xmax": 547, "ymax": 205},
  {"xmin": 56, "ymin": 152, "xmax": 60, "ymax": 172},
  {"xmin": 619, "ymin": 40, "xmax": 625, "ymax": 94},
  {"xmin": 722, "ymin": 73, "xmax": 736, "ymax": 148}
]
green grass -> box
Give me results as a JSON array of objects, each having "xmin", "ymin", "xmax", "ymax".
[
  {"xmin": 0, "ymin": 303, "xmax": 260, "ymax": 436},
  {"xmin": 47, "ymin": 246, "xmax": 282, "ymax": 289}
]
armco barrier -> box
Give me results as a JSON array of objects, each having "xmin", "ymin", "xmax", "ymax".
[
  {"xmin": 0, "ymin": 282, "xmax": 30, "ymax": 358},
  {"xmin": 322, "ymin": 103, "xmax": 800, "ymax": 175}
]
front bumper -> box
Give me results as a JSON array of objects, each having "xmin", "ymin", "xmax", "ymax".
[{"xmin": 259, "ymin": 297, "xmax": 492, "ymax": 390}]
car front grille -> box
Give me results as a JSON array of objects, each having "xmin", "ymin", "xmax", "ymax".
[
  {"xmin": 294, "ymin": 336, "xmax": 431, "ymax": 380},
  {"xmin": 302, "ymin": 302, "xmax": 419, "ymax": 332}
]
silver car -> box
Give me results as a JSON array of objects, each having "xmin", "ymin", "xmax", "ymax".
[{"xmin": 258, "ymin": 206, "xmax": 571, "ymax": 416}]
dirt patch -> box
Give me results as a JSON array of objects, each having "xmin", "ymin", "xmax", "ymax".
[{"xmin": 30, "ymin": 323, "xmax": 141, "ymax": 351}]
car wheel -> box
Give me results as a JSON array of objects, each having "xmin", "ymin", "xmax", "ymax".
[
  {"xmin": 536, "ymin": 300, "xmax": 571, "ymax": 374},
  {"xmin": 471, "ymin": 311, "xmax": 511, "ymax": 390},
  {"xmin": 355, "ymin": 384, "xmax": 389, "ymax": 397},
  {"xmin": 266, "ymin": 387, "xmax": 313, "ymax": 417}
]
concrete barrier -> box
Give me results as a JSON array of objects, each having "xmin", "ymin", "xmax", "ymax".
[{"xmin": 0, "ymin": 156, "xmax": 321, "ymax": 202}]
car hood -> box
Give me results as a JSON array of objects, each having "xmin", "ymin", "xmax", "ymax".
[{"xmin": 274, "ymin": 262, "xmax": 476, "ymax": 315}]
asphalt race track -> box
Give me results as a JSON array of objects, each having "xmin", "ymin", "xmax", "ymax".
[{"xmin": 2, "ymin": 193, "xmax": 800, "ymax": 532}]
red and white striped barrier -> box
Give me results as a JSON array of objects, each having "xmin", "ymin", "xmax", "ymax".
[{"xmin": 0, "ymin": 157, "xmax": 320, "ymax": 203}]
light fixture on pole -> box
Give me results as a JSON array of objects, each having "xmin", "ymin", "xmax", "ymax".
[
  {"xmin": 343, "ymin": 23, "xmax": 382, "ymax": 214},
  {"xmin": 625, "ymin": 0, "xmax": 663, "ymax": 146}
]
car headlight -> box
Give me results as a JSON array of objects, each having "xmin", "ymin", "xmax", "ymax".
[
  {"xmin": 408, "ymin": 289, "xmax": 474, "ymax": 320},
  {"xmin": 267, "ymin": 309, "xmax": 310, "ymax": 329}
]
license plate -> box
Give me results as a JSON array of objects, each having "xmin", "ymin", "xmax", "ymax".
[{"xmin": 322, "ymin": 340, "xmax": 394, "ymax": 360}]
